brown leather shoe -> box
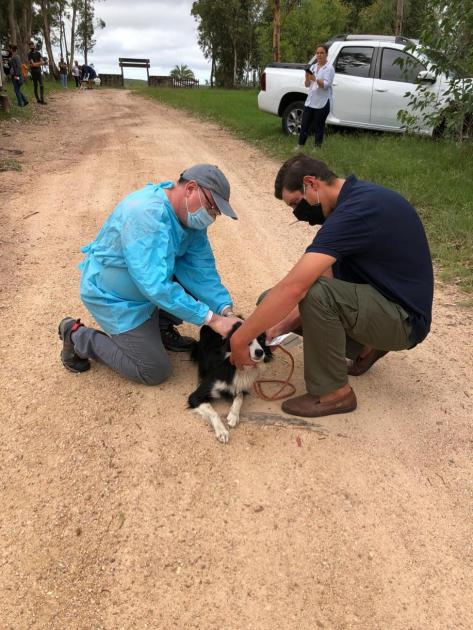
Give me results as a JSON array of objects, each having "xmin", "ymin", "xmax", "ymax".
[
  {"xmin": 281, "ymin": 389, "xmax": 357, "ymax": 418},
  {"xmin": 348, "ymin": 349, "xmax": 388, "ymax": 376}
]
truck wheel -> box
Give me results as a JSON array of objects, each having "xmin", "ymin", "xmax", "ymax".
[
  {"xmin": 282, "ymin": 101, "xmax": 305, "ymax": 136},
  {"xmin": 432, "ymin": 117, "xmax": 446, "ymax": 139}
]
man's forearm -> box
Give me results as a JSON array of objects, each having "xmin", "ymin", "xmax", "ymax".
[
  {"xmin": 274, "ymin": 306, "xmax": 301, "ymax": 335},
  {"xmin": 232, "ymin": 282, "xmax": 304, "ymax": 346}
]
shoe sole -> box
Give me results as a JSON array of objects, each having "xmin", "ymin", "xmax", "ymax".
[
  {"xmin": 282, "ymin": 403, "xmax": 357, "ymax": 418},
  {"xmin": 164, "ymin": 346, "xmax": 192, "ymax": 353},
  {"xmin": 60, "ymin": 356, "xmax": 91, "ymax": 373},
  {"xmin": 58, "ymin": 318, "xmax": 91, "ymax": 373}
]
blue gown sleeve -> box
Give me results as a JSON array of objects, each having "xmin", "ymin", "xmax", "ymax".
[
  {"xmin": 174, "ymin": 229, "xmax": 232, "ymax": 315},
  {"xmin": 120, "ymin": 203, "xmax": 210, "ymax": 325}
]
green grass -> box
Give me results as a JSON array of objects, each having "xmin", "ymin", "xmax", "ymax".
[
  {"xmin": 0, "ymin": 76, "xmax": 61, "ymax": 122},
  {"xmin": 0, "ymin": 157, "xmax": 22, "ymax": 172},
  {"xmin": 130, "ymin": 85, "xmax": 473, "ymax": 294}
]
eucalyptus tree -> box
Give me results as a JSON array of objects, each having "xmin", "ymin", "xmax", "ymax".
[{"xmin": 192, "ymin": 0, "xmax": 264, "ymax": 87}]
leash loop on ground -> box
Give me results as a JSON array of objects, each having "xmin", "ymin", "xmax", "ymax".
[{"xmin": 254, "ymin": 346, "xmax": 296, "ymax": 401}]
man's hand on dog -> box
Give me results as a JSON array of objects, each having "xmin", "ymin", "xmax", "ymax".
[
  {"xmin": 229, "ymin": 336, "xmax": 256, "ymax": 370},
  {"xmin": 207, "ymin": 313, "xmax": 242, "ymax": 339}
]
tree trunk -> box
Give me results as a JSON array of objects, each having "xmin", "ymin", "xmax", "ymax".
[
  {"xmin": 8, "ymin": 0, "xmax": 17, "ymax": 45},
  {"xmin": 84, "ymin": 0, "xmax": 89, "ymax": 65},
  {"xmin": 233, "ymin": 41, "xmax": 238, "ymax": 87},
  {"xmin": 395, "ymin": 0, "xmax": 404, "ymax": 36},
  {"xmin": 64, "ymin": 26, "xmax": 70, "ymax": 67},
  {"xmin": 59, "ymin": 16, "xmax": 64, "ymax": 61},
  {"xmin": 62, "ymin": 19, "xmax": 70, "ymax": 66},
  {"xmin": 19, "ymin": 0, "xmax": 33, "ymax": 62},
  {"xmin": 272, "ymin": 0, "xmax": 281, "ymax": 62},
  {"xmin": 210, "ymin": 51, "xmax": 215, "ymax": 88},
  {"xmin": 40, "ymin": 0, "xmax": 58, "ymax": 78},
  {"xmin": 69, "ymin": 2, "xmax": 78, "ymax": 71}
]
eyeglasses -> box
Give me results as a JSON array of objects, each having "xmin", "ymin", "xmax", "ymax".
[{"xmin": 200, "ymin": 187, "xmax": 221, "ymax": 217}]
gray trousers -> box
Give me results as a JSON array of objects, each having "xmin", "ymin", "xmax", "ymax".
[
  {"xmin": 72, "ymin": 310, "xmax": 174, "ymax": 385},
  {"xmin": 260, "ymin": 278, "xmax": 412, "ymax": 396}
]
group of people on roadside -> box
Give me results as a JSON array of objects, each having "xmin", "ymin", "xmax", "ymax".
[
  {"xmin": 60, "ymin": 59, "xmax": 98, "ymax": 89},
  {"xmin": 7, "ymin": 41, "xmax": 47, "ymax": 107},
  {"xmin": 7, "ymin": 40, "xmax": 99, "ymax": 108}
]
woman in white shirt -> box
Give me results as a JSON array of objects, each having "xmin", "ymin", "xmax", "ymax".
[{"xmin": 296, "ymin": 45, "xmax": 335, "ymax": 149}]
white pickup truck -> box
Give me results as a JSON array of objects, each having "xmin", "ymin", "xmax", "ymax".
[{"xmin": 258, "ymin": 35, "xmax": 449, "ymax": 136}]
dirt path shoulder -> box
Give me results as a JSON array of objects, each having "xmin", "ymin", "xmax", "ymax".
[{"xmin": 1, "ymin": 89, "xmax": 472, "ymax": 630}]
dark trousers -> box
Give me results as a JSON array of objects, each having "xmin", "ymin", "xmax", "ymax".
[
  {"xmin": 13, "ymin": 78, "xmax": 28, "ymax": 106},
  {"xmin": 31, "ymin": 72, "xmax": 44, "ymax": 102},
  {"xmin": 72, "ymin": 309, "xmax": 182, "ymax": 385},
  {"xmin": 258, "ymin": 278, "xmax": 412, "ymax": 396},
  {"xmin": 298, "ymin": 101, "xmax": 330, "ymax": 147}
]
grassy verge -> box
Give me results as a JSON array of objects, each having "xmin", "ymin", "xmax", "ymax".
[
  {"xmin": 130, "ymin": 84, "xmax": 473, "ymax": 295},
  {"xmin": 0, "ymin": 76, "xmax": 62, "ymax": 123}
]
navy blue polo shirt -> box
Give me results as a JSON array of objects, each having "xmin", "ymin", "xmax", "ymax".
[{"xmin": 306, "ymin": 175, "xmax": 434, "ymax": 345}]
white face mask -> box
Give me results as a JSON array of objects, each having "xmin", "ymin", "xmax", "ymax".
[{"xmin": 186, "ymin": 188, "xmax": 216, "ymax": 230}]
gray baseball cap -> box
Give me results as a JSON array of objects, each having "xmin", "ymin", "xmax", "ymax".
[{"xmin": 181, "ymin": 164, "xmax": 238, "ymax": 220}]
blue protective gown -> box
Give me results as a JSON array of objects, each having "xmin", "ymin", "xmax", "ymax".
[{"xmin": 79, "ymin": 181, "xmax": 232, "ymax": 335}]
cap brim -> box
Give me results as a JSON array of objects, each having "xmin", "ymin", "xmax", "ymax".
[{"xmin": 213, "ymin": 191, "xmax": 238, "ymax": 220}]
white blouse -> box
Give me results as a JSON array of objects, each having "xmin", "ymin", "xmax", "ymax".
[{"xmin": 305, "ymin": 62, "xmax": 335, "ymax": 109}]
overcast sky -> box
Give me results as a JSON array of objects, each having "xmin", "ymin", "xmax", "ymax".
[{"xmin": 69, "ymin": 0, "xmax": 212, "ymax": 82}]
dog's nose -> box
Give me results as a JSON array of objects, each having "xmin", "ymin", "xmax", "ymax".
[{"xmin": 254, "ymin": 348, "xmax": 263, "ymax": 358}]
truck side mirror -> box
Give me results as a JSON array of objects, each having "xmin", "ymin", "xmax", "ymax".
[{"xmin": 417, "ymin": 70, "xmax": 436, "ymax": 84}]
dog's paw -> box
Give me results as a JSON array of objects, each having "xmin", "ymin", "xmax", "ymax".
[
  {"xmin": 227, "ymin": 411, "xmax": 239, "ymax": 428},
  {"xmin": 215, "ymin": 425, "xmax": 230, "ymax": 443}
]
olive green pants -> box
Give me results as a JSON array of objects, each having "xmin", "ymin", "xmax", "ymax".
[{"xmin": 259, "ymin": 278, "xmax": 412, "ymax": 396}]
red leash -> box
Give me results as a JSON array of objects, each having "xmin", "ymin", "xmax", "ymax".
[{"xmin": 254, "ymin": 346, "xmax": 296, "ymax": 401}]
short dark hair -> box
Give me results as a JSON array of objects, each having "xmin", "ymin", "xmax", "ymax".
[
  {"xmin": 274, "ymin": 155, "xmax": 337, "ymax": 199},
  {"xmin": 10, "ymin": 44, "xmax": 18, "ymax": 52},
  {"xmin": 316, "ymin": 44, "xmax": 329, "ymax": 54}
]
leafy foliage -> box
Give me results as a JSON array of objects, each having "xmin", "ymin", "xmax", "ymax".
[
  {"xmin": 192, "ymin": 0, "xmax": 265, "ymax": 87},
  {"xmin": 256, "ymin": 0, "xmax": 350, "ymax": 66},
  {"xmin": 397, "ymin": 0, "xmax": 473, "ymax": 141},
  {"xmin": 75, "ymin": 0, "xmax": 106, "ymax": 63},
  {"xmin": 191, "ymin": 0, "xmax": 432, "ymax": 86}
]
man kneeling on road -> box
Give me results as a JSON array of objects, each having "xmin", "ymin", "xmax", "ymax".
[
  {"xmin": 230, "ymin": 155, "xmax": 434, "ymax": 418},
  {"xmin": 59, "ymin": 164, "xmax": 240, "ymax": 384}
]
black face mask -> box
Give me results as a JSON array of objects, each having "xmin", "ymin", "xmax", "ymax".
[{"xmin": 293, "ymin": 198, "xmax": 326, "ymax": 225}]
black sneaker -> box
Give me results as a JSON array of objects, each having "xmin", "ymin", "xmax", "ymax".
[
  {"xmin": 161, "ymin": 324, "xmax": 195, "ymax": 352},
  {"xmin": 58, "ymin": 317, "xmax": 91, "ymax": 373}
]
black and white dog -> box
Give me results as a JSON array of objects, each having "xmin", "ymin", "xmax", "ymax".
[{"xmin": 188, "ymin": 322, "xmax": 273, "ymax": 443}]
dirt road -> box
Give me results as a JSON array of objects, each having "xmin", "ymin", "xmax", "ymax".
[{"xmin": 1, "ymin": 89, "xmax": 472, "ymax": 630}]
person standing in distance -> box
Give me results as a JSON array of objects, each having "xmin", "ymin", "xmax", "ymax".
[
  {"xmin": 28, "ymin": 41, "xmax": 46, "ymax": 105},
  {"xmin": 295, "ymin": 45, "xmax": 334, "ymax": 150}
]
